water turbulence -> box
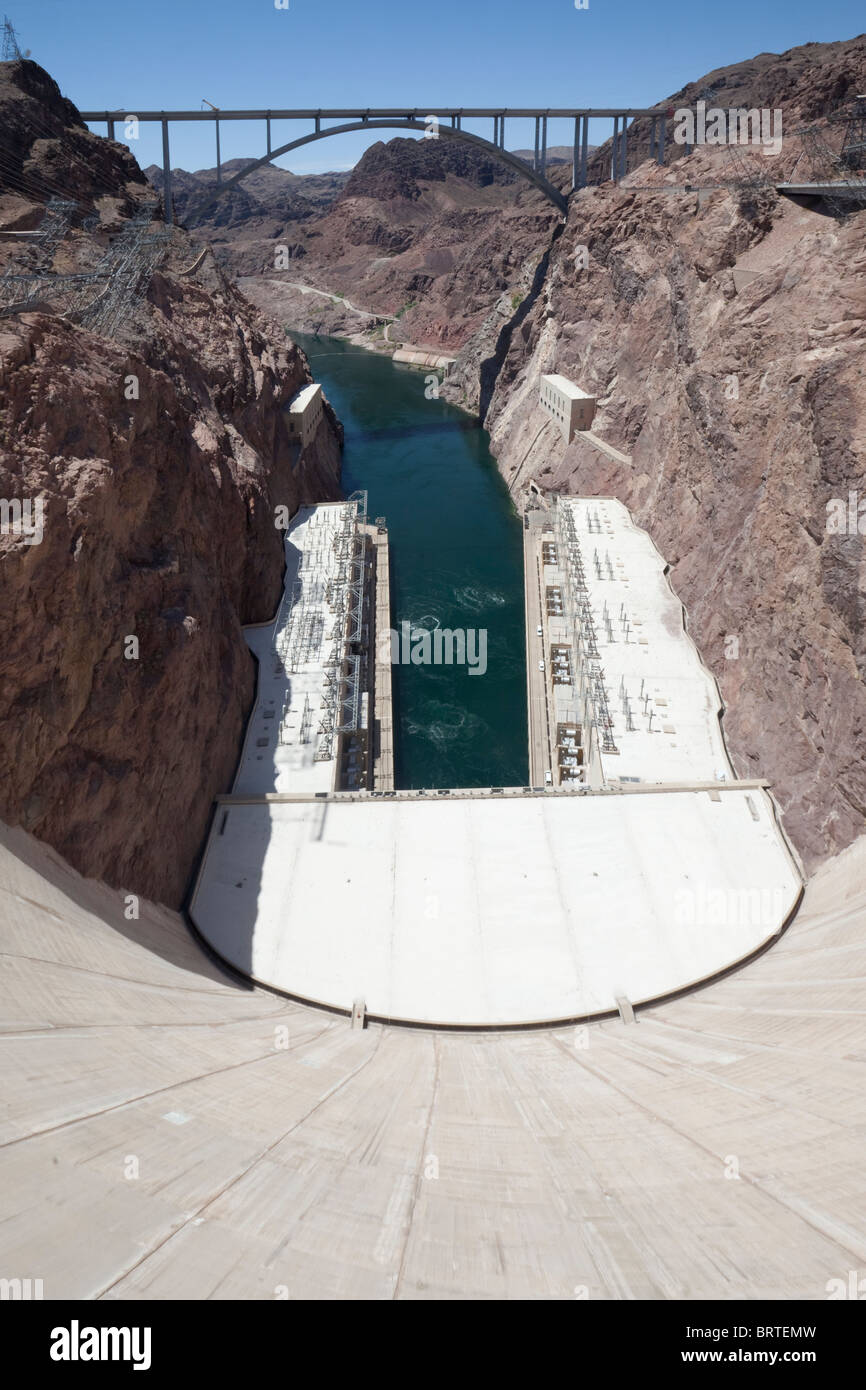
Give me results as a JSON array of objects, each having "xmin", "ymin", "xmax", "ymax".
[{"xmin": 292, "ymin": 332, "xmax": 528, "ymax": 789}]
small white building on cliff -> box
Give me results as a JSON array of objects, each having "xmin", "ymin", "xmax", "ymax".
[
  {"xmin": 540, "ymin": 373, "xmax": 596, "ymax": 442},
  {"xmin": 286, "ymin": 383, "xmax": 323, "ymax": 449}
]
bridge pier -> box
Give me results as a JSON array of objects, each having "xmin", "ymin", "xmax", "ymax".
[
  {"xmin": 215, "ymin": 116, "xmax": 221, "ymax": 185},
  {"xmin": 611, "ymin": 116, "xmax": 619, "ymax": 181},
  {"xmin": 107, "ymin": 118, "xmax": 115, "ymax": 141},
  {"xmin": 266, "ymin": 112, "xmax": 272, "ymax": 156},
  {"xmin": 657, "ymin": 115, "xmax": 666, "ymax": 166},
  {"xmin": 534, "ymin": 115, "xmax": 540, "ymax": 172},
  {"xmin": 161, "ymin": 116, "xmax": 173, "ymax": 224},
  {"xmin": 619, "ymin": 116, "xmax": 628, "ymax": 180}
]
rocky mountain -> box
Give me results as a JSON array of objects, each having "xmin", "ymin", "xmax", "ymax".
[
  {"xmin": 145, "ymin": 157, "xmax": 349, "ymax": 234},
  {"xmin": 3, "ymin": 29, "xmax": 865, "ymax": 895},
  {"xmin": 0, "ymin": 59, "xmax": 342, "ymax": 906},
  {"xmin": 588, "ymin": 32, "xmax": 866, "ymax": 182},
  {"xmin": 235, "ymin": 135, "xmax": 566, "ymax": 353}
]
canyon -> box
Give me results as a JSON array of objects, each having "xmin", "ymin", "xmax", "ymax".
[
  {"xmin": 1, "ymin": 18, "xmax": 865, "ymax": 1310},
  {"xmin": 203, "ymin": 36, "xmax": 866, "ymax": 872},
  {"xmin": 186, "ymin": 136, "xmax": 567, "ymax": 355},
  {"xmin": 1, "ymin": 33, "xmax": 865, "ymax": 898}
]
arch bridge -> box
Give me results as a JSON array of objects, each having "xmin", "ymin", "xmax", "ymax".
[{"xmin": 80, "ymin": 105, "xmax": 671, "ymax": 223}]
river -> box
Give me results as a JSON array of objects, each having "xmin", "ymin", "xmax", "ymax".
[{"xmin": 291, "ymin": 332, "xmax": 528, "ymax": 789}]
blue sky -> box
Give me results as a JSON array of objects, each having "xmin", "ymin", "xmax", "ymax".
[{"xmin": 9, "ymin": 0, "xmax": 865, "ymax": 174}]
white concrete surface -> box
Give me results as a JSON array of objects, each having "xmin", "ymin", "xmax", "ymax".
[
  {"xmin": 191, "ymin": 492, "xmax": 803, "ymax": 1026},
  {"xmin": 236, "ymin": 502, "xmax": 360, "ymax": 797},
  {"xmin": 554, "ymin": 497, "xmax": 733, "ymax": 785},
  {"xmin": 392, "ymin": 347, "xmax": 456, "ymax": 369},
  {"xmin": 190, "ymin": 788, "xmax": 801, "ymax": 1025},
  {"xmin": 0, "ymin": 818, "xmax": 862, "ymax": 1300}
]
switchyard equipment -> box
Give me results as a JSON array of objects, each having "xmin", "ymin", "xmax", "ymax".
[
  {"xmin": 555, "ymin": 503, "xmax": 619, "ymax": 758},
  {"xmin": 0, "ymin": 199, "xmax": 169, "ymax": 334},
  {"xmin": 840, "ymin": 95, "xmax": 866, "ymax": 171},
  {"xmin": 271, "ymin": 501, "xmax": 371, "ymax": 782}
]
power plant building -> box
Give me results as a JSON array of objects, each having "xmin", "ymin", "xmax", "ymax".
[
  {"xmin": 286, "ymin": 382, "xmax": 324, "ymax": 449},
  {"xmin": 540, "ymin": 373, "xmax": 596, "ymax": 441}
]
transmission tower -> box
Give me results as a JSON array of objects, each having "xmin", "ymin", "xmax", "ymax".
[
  {"xmin": 1, "ymin": 14, "xmax": 21, "ymax": 60},
  {"xmin": 797, "ymin": 118, "xmax": 866, "ymax": 218},
  {"xmin": 840, "ymin": 95, "xmax": 866, "ymax": 172}
]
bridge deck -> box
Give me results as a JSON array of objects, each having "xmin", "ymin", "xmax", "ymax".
[{"xmin": 81, "ymin": 106, "xmax": 666, "ymax": 122}]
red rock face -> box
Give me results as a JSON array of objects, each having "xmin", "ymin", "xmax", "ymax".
[
  {"xmin": 480, "ymin": 165, "xmax": 866, "ymax": 870},
  {"xmin": 206, "ymin": 137, "xmax": 564, "ymax": 357},
  {"xmin": 0, "ymin": 58, "xmax": 148, "ymax": 210},
  {"xmin": 0, "ymin": 63, "xmax": 342, "ymax": 907},
  {"xmin": 0, "ymin": 270, "xmax": 342, "ymax": 906}
]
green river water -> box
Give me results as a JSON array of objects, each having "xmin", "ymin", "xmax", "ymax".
[{"xmin": 291, "ymin": 332, "xmax": 528, "ymax": 789}]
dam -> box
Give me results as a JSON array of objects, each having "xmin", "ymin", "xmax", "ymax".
[
  {"xmin": 189, "ymin": 418, "xmax": 803, "ymax": 1024},
  {"xmin": 1, "ymin": 335, "xmax": 859, "ymax": 1304},
  {"xmin": 3, "ymin": 27, "xmax": 865, "ymax": 1313}
]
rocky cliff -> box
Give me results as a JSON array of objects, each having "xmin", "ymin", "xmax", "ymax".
[
  {"xmin": 0, "ymin": 60, "xmax": 342, "ymax": 906},
  {"xmin": 477, "ymin": 141, "xmax": 866, "ymax": 869}
]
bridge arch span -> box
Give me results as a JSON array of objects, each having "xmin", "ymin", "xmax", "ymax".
[{"xmin": 187, "ymin": 118, "xmax": 569, "ymax": 224}]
